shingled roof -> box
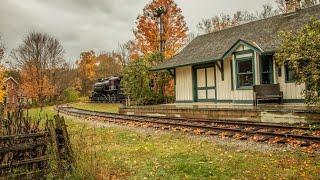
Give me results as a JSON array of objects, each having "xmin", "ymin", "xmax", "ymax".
[{"xmin": 152, "ymin": 4, "xmax": 320, "ymax": 70}]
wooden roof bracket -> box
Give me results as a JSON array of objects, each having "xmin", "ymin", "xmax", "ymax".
[{"xmin": 166, "ymin": 69, "xmax": 175, "ymax": 77}]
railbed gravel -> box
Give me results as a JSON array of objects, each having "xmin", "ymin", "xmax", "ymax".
[{"xmin": 62, "ymin": 114, "xmax": 320, "ymax": 154}]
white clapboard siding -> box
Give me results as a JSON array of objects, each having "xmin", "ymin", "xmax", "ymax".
[
  {"xmin": 215, "ymin": 57, "xmax": 231, "ymax": 100},
  {"xmin": 216, "ymin": 56, "xmax": 253, "ymax": 101},
  {"xmin": 175, "ymin": 66, "xmax": 193, "ymax": 101},
  {"xmin": 206, "ymin": 67, "xmax": 215, "ymax": 87},
  {"xmin": 277, "ymin": 65, "xmax": 305, "ymax": 100}
]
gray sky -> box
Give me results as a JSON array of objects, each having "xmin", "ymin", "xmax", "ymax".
[{"xmin": 0, "ymin": 0, "xmax": 276, "ymax": 63}]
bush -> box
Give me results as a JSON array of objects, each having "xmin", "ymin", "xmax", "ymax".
[
  {"xmin": 63, "ymin": 87, "xmax": 80, "ymax": 102},
  {"xmin": 275, "ymin": 17, "xmax": 320, "ymax": 104},
  {"xmin": 121, "ymin": 53, "xmax": 171, "ymax": 105}
]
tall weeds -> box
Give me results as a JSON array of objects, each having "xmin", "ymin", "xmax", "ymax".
[
  {"xmin": 0, "ymin": 107, "xmax": 47, "ymax": 177},
  {"xmin": 0, "ymin": 107, "xmax": 41, "ymax": 136}
]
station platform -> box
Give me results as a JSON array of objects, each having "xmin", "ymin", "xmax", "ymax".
[{"xmin": 119, "ymin": 103, "xmax": 320, "ymax": 124}]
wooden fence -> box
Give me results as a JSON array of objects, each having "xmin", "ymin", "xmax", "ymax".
[{"xmin": 0, "ymin": 114, "xmax": 73, "ymax": 179}]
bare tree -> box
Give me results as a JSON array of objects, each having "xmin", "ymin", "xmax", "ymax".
[
  {"xmin": 275, "ymin": 0, "xmax": 287, "ymax": 13},
  {"xmin": 11, "ymin": 32, "xmax": 65, "ymax": 106},
  {"xmin": 117, "ymin": 41, "xmax": 131, "ymax": 67},
  {"xmin": 197, "ymin": 4, "xmax": 282, "ymax": 34},
  {"xmin": 302, "ymin": 0, "xmax": 320, "ymax": 7},
  {"xmin": 197, "ymin": 11, "xmax": 258, "ymax": 34},
  {"xmin": 0, "ymin": 35, "xmax": 4, "ymax": 61},
  {"xmin": 11, "ymin": 32, "xmax": 64, "ymax": 69},
  {"xmin": 53, "ymin": 63, "xmax": 77, "ymax": 98},
  {"xmin": 276, "ymin": 0, "xmax": 319, "ymax": 13},
  {"xmin": 258, "ymin": 4, "xmax": 279, "ymax": 19},
  {"xmin": 186, "ymin": 32, "xmax": 196, "ymax": 44}
]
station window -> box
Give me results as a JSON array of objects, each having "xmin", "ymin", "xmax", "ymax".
[
  {"xmin": 285, "ymin": 63, "xmax": 295, "ymax": 83},
  {"xmin": 236, "ymin": 57, "xmax": 254, "ymax": 88}
]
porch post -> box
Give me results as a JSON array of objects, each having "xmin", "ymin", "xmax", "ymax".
[
  {"xmin": 273, "ymin": 57, "xmax": 278, "ymax": 84},
  {"xmin": 254, "ymin": 51, "xmax": 260, "ymax": 85}
]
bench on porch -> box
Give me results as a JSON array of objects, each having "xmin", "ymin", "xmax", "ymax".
[{"xmin": 253, "ymin": 84, "xmax": 283, "ymax": 106}]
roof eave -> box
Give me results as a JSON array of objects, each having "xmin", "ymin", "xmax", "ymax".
[{"xmin": 151, "ymin": 58, "xmax": 222, "ymax": 71}]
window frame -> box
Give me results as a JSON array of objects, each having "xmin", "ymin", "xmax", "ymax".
[
  {"xmin": 235, "ymin": 56, "xmax": 255, "ymax": 90},
  {"xmin": 259, "ymin": 55, "xmax": 274, "ymax": 85},
  {"xmin": 284, "ymin": 63, "xmax": 295, "ymax": 83},
  {"xmin": 193, "ymin": 63, "xmax": 216, "ymax": 102}
]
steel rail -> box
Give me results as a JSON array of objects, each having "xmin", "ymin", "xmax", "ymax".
[
  {"xmin": 58, "ymin": 106, "xmax": 311, "ymax": 130},
  {"xmin": 56, "ymin": 106, "xmax": 320, "ymax": 143}
]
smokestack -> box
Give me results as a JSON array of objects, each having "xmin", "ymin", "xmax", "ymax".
[{"xmin": 285, "ymin": 0, "xmax": 301, "ymax": 13}]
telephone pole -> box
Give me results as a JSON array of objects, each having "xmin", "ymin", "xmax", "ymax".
[{"xmin": 154, "ymin": 7, "xmax": 166, "ymax": 57}]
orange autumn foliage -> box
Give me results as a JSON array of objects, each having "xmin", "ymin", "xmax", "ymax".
[
  {"xmin": 76, "ymin": 50, "xmax": 97, "ymax": 95},
  {"xmin": 131, "ymin": 0, "xmax": 188, "ymax": 60},
  {"xmin": 0, "ymin": 66, "xmax": 5, "ymax": 102},
  {"xmin": 77, "ymin": 51, "xmax": 97, "ymax": 81},
  {"xmin": 96, "ymin": 52, "xmax": 123, "ymax": 78},
  {"xmin": 20, "ymin": 64, "xmax": 56, "ymax": 100}
]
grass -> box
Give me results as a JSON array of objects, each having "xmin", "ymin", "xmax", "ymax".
[
  {"xmin": 27, "ymin": 106, "xmax": 320, "ymax": 179},
  {"xmin": 70, "ymin": 102, "xmax": 122, "ymax": 113}
]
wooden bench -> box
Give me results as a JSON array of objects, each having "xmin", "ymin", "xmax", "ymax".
[{"xmin": 253, "ymin": 84, "xmax": 283, "ymax": 106}]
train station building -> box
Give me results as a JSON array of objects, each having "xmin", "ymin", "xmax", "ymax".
[{"xmin": 152, "ymin": 4, "xmax": 320, "ymax": 105}]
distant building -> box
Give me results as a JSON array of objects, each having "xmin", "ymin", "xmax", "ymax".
[{"xmin": 4, "ymin": 77, "xmax": 25, "ymax": 109}]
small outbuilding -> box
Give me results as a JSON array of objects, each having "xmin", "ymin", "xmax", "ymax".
[
  {"xmin": 3, "ymin": 77, "xmax": 26, "ymax": 109},
  {"xmin": 152, "ymin": 4, "xmax": 320, "ymax": 105}
]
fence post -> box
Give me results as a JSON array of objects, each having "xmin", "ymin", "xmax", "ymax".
[
  {"xmin": 57, "ymin": 115, "xmax": 74, "ymax": 163},
  {"xmin": 47, "ymin": 119, "xmax": 62, "ymax": 177}
]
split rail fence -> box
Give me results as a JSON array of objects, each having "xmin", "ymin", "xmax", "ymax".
[{"xmin": 0, "ymin": 114, "xmax": 73, "ymax": 179}]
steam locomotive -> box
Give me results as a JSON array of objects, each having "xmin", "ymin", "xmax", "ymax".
[{"xmin": 90, "ymin": 76, "xmax": 126, "ymax": 103}]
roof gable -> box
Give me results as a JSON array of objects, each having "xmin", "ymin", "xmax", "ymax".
[
  {"xmin": 5, "ymin": 77, "xmax": 19, "ymax": 85},
  {"xmin": 221, "ymin": 39, "xmax": 262, "ymax": 59},
  {"xmin": 152, "ymin": 4, "xmax": 320, "ymax": 70}
]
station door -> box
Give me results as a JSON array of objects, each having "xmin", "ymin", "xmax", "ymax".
[{"xmin": 195, "ymin": 66, "xmax": 216, "ymax": 102}]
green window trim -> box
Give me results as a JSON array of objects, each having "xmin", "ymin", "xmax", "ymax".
[
  {"xmin": 230, "ymin": 59, "xmax": 234, "ymax": 90},
  {"xmin": 235, "ymin": 56, "xmax": 255, "ymax": 90},
  {"xmin": 193, "ymin": 64, "xmax": 216, "ymax": 102}
]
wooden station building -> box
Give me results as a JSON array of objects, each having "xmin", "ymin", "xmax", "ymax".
[{"xmin": 152, "ymin": 4, "xmax": 320, "ymax": 105}]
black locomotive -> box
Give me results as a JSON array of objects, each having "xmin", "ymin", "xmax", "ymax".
[{"xmin": 90, "ymin": 76, "xmax": 126, "ymax": 103}]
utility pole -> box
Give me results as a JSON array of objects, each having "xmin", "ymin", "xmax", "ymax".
[{"xmin": 154, "ymin": 7, "xmax": 166, "ymax": 57}]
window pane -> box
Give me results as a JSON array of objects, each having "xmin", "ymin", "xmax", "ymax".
[
  {"xmin": 238, "ymin": 74, "xmax": 253, "ymax": 87},
  {"xmin": 238, "ymin": 59, "xmax": 252, "ymax": 73},
  {"xmin": 261, "ymin": 56, "xmax": 273, "ymax": 84},
  {"xmin": 285, "ymin": 64, "xmax": 295, "ymax": 82},
  {"xmin": 197, "ymin": 90, "xmax": 206, "ymax": 99},
  {"xmin": 206, "ymin": 67, "xmax": 215, "ymax": 87},
  {"xmin": 261, "ymin": 73, "xmax": 271, "ymax": 84},
  {"xmin": 207, "ymin": 89, "xmax": 215, "ymax": 99},
  {"xmin": 261, "ymin": 58, "xmax": 271, "ymax": 73},
  {"xmin": 197, "ymin": 69, "xmax": 206, "ymax": 87}
]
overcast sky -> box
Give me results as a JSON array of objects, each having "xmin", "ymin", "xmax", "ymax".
[{"xmin": 0, "ymin": 0, "xmax": 276, "ymax": 63}]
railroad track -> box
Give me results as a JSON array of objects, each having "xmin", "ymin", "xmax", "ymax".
[{"xmin": 57, "ymin": 105, "xmax": 320, "ymax": 147}]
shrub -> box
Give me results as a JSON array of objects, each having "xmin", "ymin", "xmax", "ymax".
[
  {"xmin": 121, "ymin": 53, "xmax": 171, "ymax": 105},
  {"xmin": 63, "ymin": 87, "xmax": 80, "ymax": 102},
  {"xmin": 275, "ymin": 17, "xmax": 320, "ymax": 104}
]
